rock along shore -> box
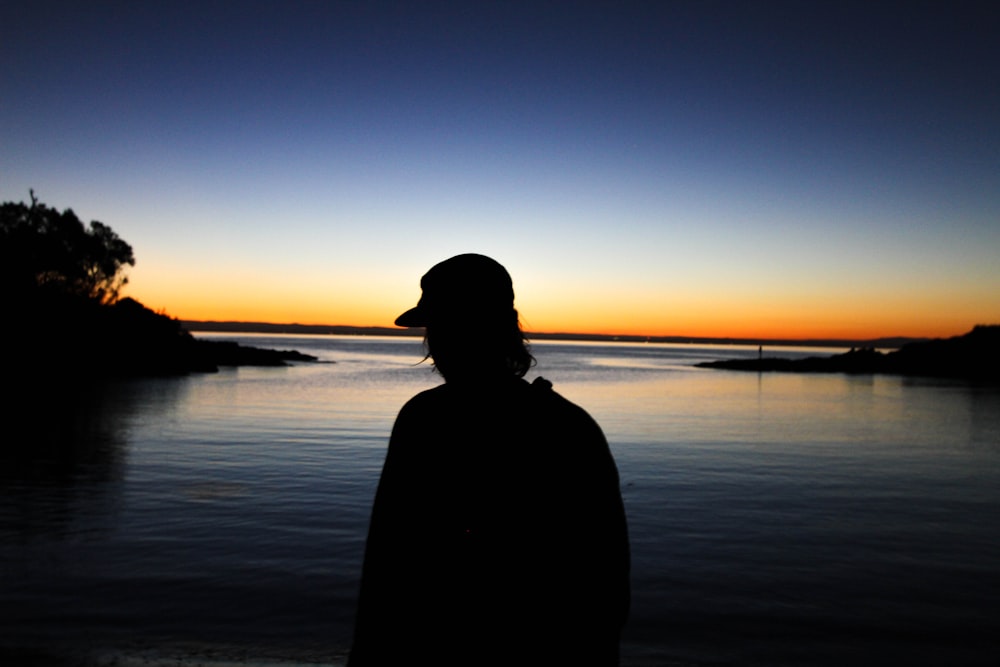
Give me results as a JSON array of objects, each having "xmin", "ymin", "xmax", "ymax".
[{"xmin": 696, "ymin": 325, "xmax": 999, "ymax": 381}]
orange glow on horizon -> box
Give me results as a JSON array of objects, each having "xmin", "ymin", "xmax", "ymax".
[
  {"xmin": 522, "ymin": 317, "xmax": 981, "ymax": 343},
  {"xmin": 134, "ymin": 291, "xmax": 986, "ymax": 342},
  {"xmin": 126, "ymin": 266, "xmax": 995, "ymax": 342}
]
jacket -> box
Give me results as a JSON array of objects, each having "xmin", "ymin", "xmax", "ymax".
[{"xmin": 349, "ymin": 376, "xmax": 630, "ymax": 666}]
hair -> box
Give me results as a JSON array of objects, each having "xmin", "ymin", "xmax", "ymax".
[{"xmin": 424, "ymin": 308, "xmax": 535, "ymax": 382}]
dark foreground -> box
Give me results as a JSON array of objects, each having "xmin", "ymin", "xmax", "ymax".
[{"xmin": 0, "ymin": 645, "xmax": 343, "ymax": 667}]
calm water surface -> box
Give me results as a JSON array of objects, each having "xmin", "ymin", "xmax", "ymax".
[{"xmin": 2, "ymin": 335, "xmax": 999, "ymax": 665}]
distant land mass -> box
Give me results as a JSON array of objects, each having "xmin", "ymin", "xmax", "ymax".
[
  {"xmin": 696, "ymin": 325, "xmax": 999, "ymax": 381},
  {"xmin": 181, "ymin": 320, "xmax": 924, "ymax": 350},
  {"xmin": 10, "ymin": 299, "xmax": 318, "ymax": 380}
]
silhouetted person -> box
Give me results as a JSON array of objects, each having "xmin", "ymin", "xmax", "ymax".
[{"xmin": 348, "ymin": 254, "xmax": 630, "ymax": 666}]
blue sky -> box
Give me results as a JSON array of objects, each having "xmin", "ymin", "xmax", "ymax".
[{"xmin": 2, "ymin": 1, "xmax": 997, "ymax": 338}]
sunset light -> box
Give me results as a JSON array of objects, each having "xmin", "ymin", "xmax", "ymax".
[{"xmin": 2, "ymin": 2, "xmax": 996, "ymax": 341}]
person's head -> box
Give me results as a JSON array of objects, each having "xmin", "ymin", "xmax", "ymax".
[{"xmin": 395, "ymin": 254, "xmax": 534, "ymax": 382}]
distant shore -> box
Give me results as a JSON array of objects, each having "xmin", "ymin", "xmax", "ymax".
[
  {"xmin": 696, "ymin": 325, "xmax": 999, "ymax": 381},
  {"xmin": 182, "ymin": 320, "xmax": 1000, "ymax": 381},
  {"xmin": 182, "ymin": 320, "xmax": 922, "ymax": 350}
]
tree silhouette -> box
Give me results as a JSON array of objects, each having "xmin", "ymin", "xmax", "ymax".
[
  {"xmin": 1, "ymin": 192, "xmax": 315, "ymax": 379},
  {"xmin": 0, "ymin": 190, "xmax": 135, "ymax": 304}
]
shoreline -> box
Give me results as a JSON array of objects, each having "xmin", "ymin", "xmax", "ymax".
[
  {"xmin": 695, "ymin": 325, "xmax": 999, "ymax": 381},
  {"xmin": 182, "ymin": 320, "xmax": 923, "ymax": 350}
]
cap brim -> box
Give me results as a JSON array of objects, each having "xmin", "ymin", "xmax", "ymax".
[{"xmin": 394, "ymin": 306, "xmax": 426, "ymax": 327}]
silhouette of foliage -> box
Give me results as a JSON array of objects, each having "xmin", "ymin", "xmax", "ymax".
[
  {"xmin": 1, "ymin": 190, "xmax": 134, "ymax": 304},
  {"xmin": 1, "ymin": 193, "xmax": 315, "ymax": 380}
]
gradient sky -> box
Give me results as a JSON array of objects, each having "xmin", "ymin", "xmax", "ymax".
[{"xmin": 2, "ymin": 1, "xmax": 997, "ymax": 339}]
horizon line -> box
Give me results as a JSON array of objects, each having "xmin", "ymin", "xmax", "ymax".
[{"xmin": 179, "ymin": 318, "xmax": 947, "ymax": 349}]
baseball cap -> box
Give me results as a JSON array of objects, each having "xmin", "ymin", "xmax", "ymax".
[{"xmin": 395, "ymin": 254, "xmax": 515, "ymax": 327}]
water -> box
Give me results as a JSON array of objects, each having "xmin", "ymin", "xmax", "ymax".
[{"xmin": 2, "ymin": 335, "xmax": 999, "ymax": 665}]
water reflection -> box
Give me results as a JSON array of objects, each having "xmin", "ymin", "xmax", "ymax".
[
  {"xmin": 2, "ymin": 337, "xmax": 999, "ymax": 665},
  {"xmin": 0, "ymin": 377, "xmax": 190, "ymax": 540},
  {"xmin": 961, "ymin": 383, "xmax": 1000, "ymax": 451}
]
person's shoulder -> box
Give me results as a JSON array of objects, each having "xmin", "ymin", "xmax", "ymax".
[
  {"xmin": 525, "ymin": 378, "xmax": 614, "ymax": 463},
  {"xmin": 389, "ymin": 385, "xmax": 453, "ymax": 440},
  {"xmin": 399, "ymin": 383, "xmax": 451, "ymax": 413},
  {"xmin": 526, "ymin": 376, "xmax": 600, "ymax": 426},
  {"xmin": 527, "ymin": 376, "xmax": 576, "ymax": 408}
]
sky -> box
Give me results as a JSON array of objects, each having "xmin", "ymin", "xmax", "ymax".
[{"xmin": 2, "ymin": 0, "xmax": 998, "ymax": 340}]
